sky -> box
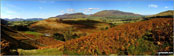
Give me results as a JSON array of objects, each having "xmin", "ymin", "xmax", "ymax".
[{"xmin": 1, "ymin": 0, "xmax": 173, "ymax": 19}]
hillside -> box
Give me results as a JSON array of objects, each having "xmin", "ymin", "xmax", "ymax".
[
  {"xmin": 64, "ymin": 18, "xmax": 173, "ymax": 55},
  {"xmin": 1, "ymin": 19, "xmax": 64, "ymax": 55},
  {"xmin": 29, "ymin": 17, "xmax": 110, "ymax": 35},
  {"xmin": 1, "ymin": 24, "xmax": 36, "ymax": 55},
  {"xmin": 92, "ymin": 10, "xmax": 141, "ymax": 17},
  {"xmin": 56, "ymin": 13, "xmax": 87, "ymax": 19},
  {"xmin": 146, "ymin": 10, "xmax": 173, "ymax": 19}
]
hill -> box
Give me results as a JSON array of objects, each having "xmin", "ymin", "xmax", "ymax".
[
  {"xmin": 1, "ymin": 19, "xmax": 64, "ymax": 55},
  {"xmin": 92, "ymin": 10, "xmax": 141, "ymax": 17},
  {"xmin": 56, "ymin": 13, "xmax": 87, "ymax": 19},
  {"xmin": 1, "ymin": 20, "xmax": 36, "ymax": 54},
  {"xmin": 64, "ymin": 18, "xmax": 173, "ymax": 55},
  {"xmin": 29, "ymin": 17, "xmax": 110, "ymax": 36},
  {"xmin": 146, "ymin": 10, "xmax": 173, "ymax": 19}
]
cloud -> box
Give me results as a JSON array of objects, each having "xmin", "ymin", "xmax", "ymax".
[
  {"xmin": 83, "ymin": 9, "xmax": 90, "ymax": 13},
  {"xmin": 60, "ymin": 10, "xmax": 64, "ymax": 13},
  {"xmin": 88, "ymin": 8, "xmax": 100, "ymax": 10},
  {"xmin": 63, "ymin": 8, "xmax": 100, "ymax": 14},
  {"xmin": 67, "ymin": 9, "xmax": 75, "ymax": 13},
  {"xmin": 148, "ymin": 4, "xmax": 158, "ymax": 8},
  {"xmin": 164, "ymin": 6, "xmax": 168, "ymax": 8},
  {"xmin": 81, "ymin": 8, "xmax": 100, "ymax": 13}
]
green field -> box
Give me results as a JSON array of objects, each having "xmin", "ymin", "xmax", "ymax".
[{"xmin": 17, "ymin": 48, "xmax": 63, "ymax": 55}]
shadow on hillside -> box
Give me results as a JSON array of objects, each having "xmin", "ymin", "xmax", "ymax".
[
  {"xmin": 62, "ymin": 20, "xmax": 101, "ymax": 29},
  {"xmin": 144, "ymin": 16, "xmax": 173, "ymax": 20},
  {"xmin": 1, "ymin": 25, "xmax": 37, "ymax": 55}
]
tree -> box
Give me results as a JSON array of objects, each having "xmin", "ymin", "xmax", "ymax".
[{"xmin": 53, "ymin": 33, "xmax": 65, "ymax": 41}]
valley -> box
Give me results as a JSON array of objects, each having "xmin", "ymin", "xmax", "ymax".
[{"xmin": 1, "ymin": 10, "xmax": 173, "ymax": 55}]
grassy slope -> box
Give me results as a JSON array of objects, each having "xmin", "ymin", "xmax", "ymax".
[
  {"xmin": 18, "ymin": 48, "xmax": 63, "ymax": 55},
  {"xmin": 146, "ymin": 10, "xmax": 173, "ymax": 18},
  {"xmin": 29, "ymin": 18, "xmax": 110, "ymax": 35}
]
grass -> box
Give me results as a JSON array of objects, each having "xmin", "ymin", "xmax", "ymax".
[
  {"xmin": 127, "ymin": 37, "xmax": 158, "ymax": 55},
  {"xmin": 24, "ymin": 31, "xmax": 43, "ymax": 35},
  {"xmin": 25, "ymin": 31, "xmax": 42, "ymax": 35},
  {"xmin": 24, "ymin": 31, "xmax": 43, "ymax": 39},
  {"xmin": 17, "ymin": 48, "xmax": 63, "ymax": 55}
]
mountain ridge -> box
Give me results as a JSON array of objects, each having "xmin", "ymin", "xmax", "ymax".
[
  {"xmin": 92, "ymin": 10, "xmax": 141, "ymax": 17},
  {"xmin": 56, "ymin": 13, "xmax": 87, "ymax": 19}
]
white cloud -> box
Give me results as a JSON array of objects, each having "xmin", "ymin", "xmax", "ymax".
[
  {"xmin": 60, "ymin": 10, "xmax": 64, "ymax": 13},
  {"xmin": 148, "ymin": 4, "xmax": 158, "ymax": 8},
  {"xmin": 62, "ymin": 8, "xmax": 100, "ymax": 14},
  {"xmin": 164, "ymin": 6, "xmax": 168, "ymax": 8},
  {"xmin": 67, "ymin": 9, "xmax": 75, "ymax": 13},
  {"xmin": 83, "ymin": 9, "xmax": 91, "ymax": 13},
  {"xmin": 81, "ymin": 8, "xmax": 100, "ymax": 14},
  {"xmin": 88, "ymin": 8, "xmax": 100, "ymax": 10}
]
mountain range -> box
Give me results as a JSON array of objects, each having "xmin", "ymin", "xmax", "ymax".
[
  {"xmin": 55, "ymin": 10, "xmax": 142, "ymax": 19},
  {"xmin": 2, "ymin": 10, "xmax": 173, "ymax": 22},
  {"xmin": 56, "ymin": 13, "xmax": 87, "ymax": 19},
  {"xmin": 3, "ymin": 18, "xmax": 44, "ymax": 21},
  {"xmin": 92, "ymin": 10, "xmax": 141, "ymax": 17}
]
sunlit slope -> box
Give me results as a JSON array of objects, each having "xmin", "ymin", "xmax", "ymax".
[
  {"xmin": 29, "ymin": 17, "xmax": 110, "ymax": 34},
  {"xmin": 64, "ymin": 18, "xmax": 173, "ymax": 55},
  {"xmin": 146, "ymin": 10, "xmax": 173, "ymax": 18}
]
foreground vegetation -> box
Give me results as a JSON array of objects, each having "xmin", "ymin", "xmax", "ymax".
[{"xmin": 64, "ymin": 18, "xmax": 173, "ymax": 55}]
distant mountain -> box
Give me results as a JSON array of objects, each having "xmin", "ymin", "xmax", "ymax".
[
  {"xmin": 56, "ymin": 13, "xmax": 87, "ymax": 19},
  {"xmin": 92, "ymin": 10, "xmax": 141, "ymax": 17},
  {"xmin": 3, "ymin": 18, "xmax": 44, "ymax": 21},
  {"xmin": 25, "ymin": 18, "xmax": 44, "ymax": 21},
  {"xmin": 4, "ymin": 18, "xmax": 24, "ymax": 21}
]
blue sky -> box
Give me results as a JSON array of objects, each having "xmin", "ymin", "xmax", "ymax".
[{"xmin": 1, "ymin": 0, "xmax": 173, "ymax": 19}]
